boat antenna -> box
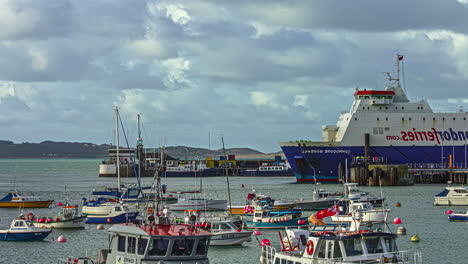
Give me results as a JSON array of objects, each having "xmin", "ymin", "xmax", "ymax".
[
  {"xmin": 115, "ymin": 106, "xmax": 121, "ymax": 193},
  {"xmin": 221, "ymin": 135, "xmax": 232, "ymax": 211}
]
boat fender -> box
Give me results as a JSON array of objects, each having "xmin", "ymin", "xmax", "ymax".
[{"xmin": 306, "ymin": 240, "xmax": 314, "ymax": 255}]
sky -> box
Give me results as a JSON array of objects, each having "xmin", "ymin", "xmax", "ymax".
[{"xmin": 1, "ymin": 0, "xmax": 468, "ymax": 153}]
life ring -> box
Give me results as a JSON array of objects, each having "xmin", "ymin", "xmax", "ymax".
[
  {"xmin": 26, "ymin": 213, "xmax": 35, "ymax": 221},
  {"xmin": 306, "ymin": 240, "xmax": 314, "ymax": 255}
]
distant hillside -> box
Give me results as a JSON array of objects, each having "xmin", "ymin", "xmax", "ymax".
[
  {"xmin": 162, "ymin": 146, "xmax": 266, "ymax": 159},
  {"xmin": 0, "ymin": 140, "xmax": 278, "ymax": 159},
  {"xmin": 0, "ymin": 140, "xmax": 110, "ymax": 158}
]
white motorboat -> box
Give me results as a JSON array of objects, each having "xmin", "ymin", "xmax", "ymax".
[
  {"xmin": 434, "ymin": 185, "xmax": 468, "ymax": 206},
  {"xmin": 260, "ymin": 213, "xmax": 422, "ymax": 264},
  {"xmin": 32, "ymin": 204, "xmax": 86, "ymax": 229},
  {"xmin": 183, "ymin": 210, "xmax": 252, "ymax": 246},
  {"xmin": 167, "ymin": 192, "xmax": 227, "ymax": 211},
  {"xmin": 331, "ymin": 200, "xmax": 389, "ymax": 225},
  {"xmin": 343, "ymin": 183, "xmax": 385, "ymax": 206}
]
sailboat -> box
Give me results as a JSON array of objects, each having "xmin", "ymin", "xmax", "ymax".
[{"xmin": 82, "ymin": 107, "xmax": 141, "ymax": 217}]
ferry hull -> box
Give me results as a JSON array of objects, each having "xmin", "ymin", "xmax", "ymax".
[
  {"xmin": 281, "ymin": 145, "xmax": 468, "ymax": 183},
  {"xmin": 0, "ymin": 200, "xmax": 54, "ymax": 208}
]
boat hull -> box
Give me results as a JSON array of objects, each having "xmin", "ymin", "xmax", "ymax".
[
  {"xmin": 0, "ymin": 200, "xmax": 53, "ymax": 208},
  {"xmin": 448, "ymin": 214, "xmax": 468, "ymax": 221},
  {"xmin": 244, "ymin": 217, "xmax": 309, "ymax": 229},
  {"xmin": 434, "ymin": 197, "xmax": 468, "ymax": 206},
  {"xmin": 210, "ymin": 231, "xmax": 252, "ymax": 246},
  {"xmin": 33, "ymin": 217, "xmax": 86, "ymax": 229},
  {"xmin": 0, "ymin": 230, "xmax": 51, "ymax": 241},
  {"xmin": 281, "ymin": 145, "xmax": 468, "ymax": 183},
  {"xmin": 331, "ymin": 210, "xmax": 389, "ymax": 223},
  {"xmin": 86, "ymin": 212, "xmax": 139, "ymax": 224}
]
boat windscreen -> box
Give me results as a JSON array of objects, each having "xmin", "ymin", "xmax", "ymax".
[
  {"xmin": 148, "ymin": 238, "xmax": 170, "ymax": 256},
  {"xmin": 196, "ymin": 238, "xmax": 209, "ymax": 255},
  {"xmin": 171, "ymin": 238, "xmax": 195, "ymax": 256},
  {"xmin": 365, "ymin": 237, "xmax": 384, "ymax": 254},
  {"xmin": 342, "ymin": 238, "xmax": 364, "ymax": 257}
]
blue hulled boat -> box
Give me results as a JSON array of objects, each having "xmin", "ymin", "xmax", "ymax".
[
  {"xmin": 85, "ymin": 204, "xmax": 139, "ymax": 224},
  {"xmin": 0, "ymin": 218, "xmax": 52, "ymax": 241},
  {"xmin": 448, "ymin": 210, "xmax": 468, "ymax": 221}
]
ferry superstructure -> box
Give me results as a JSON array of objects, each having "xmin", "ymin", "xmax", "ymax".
[{"xmin": 280, "ymin": 54, "xmax": 468, "ymax": 183}]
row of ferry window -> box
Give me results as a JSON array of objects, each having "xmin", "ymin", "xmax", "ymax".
[
  {"xmin": 115, "ymin": 235, "xmax": 209, "ymax": 257},
  {"xmin": 353, "ymin": 117, "xmax": 467, "ymax": 121},
  {"xmin": 362, "ymin": 106, "xmax": 422, "ymax": 110}
]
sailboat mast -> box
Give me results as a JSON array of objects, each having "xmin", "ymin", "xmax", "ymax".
[
  {"xmin": 221, "ymin": 136, "xmax": 232, "ymax": 210},
  {"xmin": 137, "ymin": 114, "xmax": 142, "ymax": 180},
  {"xmin": 115, "ymin": 106, "xmax": 121, "ymax": 193}
]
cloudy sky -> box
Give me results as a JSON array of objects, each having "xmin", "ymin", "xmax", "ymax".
[{"xmin": 1, "ymin": 0, "xmax": 468, "ymax": 153}]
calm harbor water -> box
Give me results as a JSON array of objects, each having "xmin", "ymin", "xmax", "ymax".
[{"xmin": 0, "ymin": 159, "xmax": 466, "ymax": 264}]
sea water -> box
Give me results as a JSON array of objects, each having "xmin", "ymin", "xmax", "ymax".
[{"xmin": 0, "ymin": 159, "xmax": 466, "ymax": 264}]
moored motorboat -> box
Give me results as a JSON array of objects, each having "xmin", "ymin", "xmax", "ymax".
[
  {"xmin": 331, "ymin": 200, "xmax": 390, "ymax": 225},
  {"xmin": 0, "ymin": 191, "xmax": 53, "ymax": 208},
  {"xmin": 244, "ymin": 207, "xmax": 309, "ymax": 229},
  {"xmin": 434, "ymin": 185, "xmax": 468, "ymax": 206},
  {"xmin": 31, "ymin": 204, "xmax": 86, "ymax": 229},
  {"xmin": 167, "ymin": 192, "xmax": 227, "ymax": 211},
  {"xmin": 260, "ymin": 214, "xmax": 422, "ymax": 264},
  {"xmin": 0, "ymin": 218, "xmax": 52, "ymax": 241},
  {"xmin": 294, "ymin": 187, "xmax": 342, "ymax": 211},
  {"xmin": 85, "ymin": 204, "xmax": 139, "ymax": 224},
  {"xmin": 448, "ymin": 210, "xmax": 468, "ymax": 221},
  {"xmin": 343, "ymin": 183, "xmax": 385, "ymax": 206}
]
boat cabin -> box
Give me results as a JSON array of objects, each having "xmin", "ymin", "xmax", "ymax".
[
  {"xmin": 262, "ymin": 229, "xmax": 421, "ymax": 264},
  {"xmin": 99, "ymin": 223, "xmax": 212, "ymax": 264},
  {"xmin": 9, "ymin": 219, "xmax": 35, "ymax": 230}
]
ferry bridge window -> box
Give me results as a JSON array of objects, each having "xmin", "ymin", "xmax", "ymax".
[
  {"xmin": 127, "ymin": 236, "xmax": 136, "ymax": 254},
  {"xmin": 117, "ymin": 235, "xmax": 126, "ymax": 252},
  {"xmin": 384, "ymin": 237, "xmax": 397, "ymax": 253},
  {"xmin": 196, "ymin": 238, "xmax": 209, "ymax": 255},
  {"xmin": 148, "ymin": 238, "xmax": 170, "ymax": 256},
  {"xmin": 171, "ymin": 238, "xmax": 195, "ymax": 256},
  {"xmin": 138, "ymin": 238, "xmax": 148, "ymax": 255},
  {"xmin": 343, "ymin": 238, "xmax": 363, "ymax": 256},
  {"xmin": 365, "ymin": 237, "xmax": 384, "ymax": 254}
]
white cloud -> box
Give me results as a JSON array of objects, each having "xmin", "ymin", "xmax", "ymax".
[
  {"xmin": 249, "ymin": 21, "xmax": 280, "ymax": 39},
  {"xmin": 161, "ymin": 57, "xmax": 191, "ymax": 88},
  {"xmin": 293, "ymin": 95, "xmax": 308, "ymax": 107},
  {"xmin": 250, "ymin": 91, "xmax": 273, "ymax": 105},
  {"xmin": 28, "ymin": 48, "xmax": 48, "ymax": 71}
]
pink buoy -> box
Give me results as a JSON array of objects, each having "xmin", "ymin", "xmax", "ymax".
[
  {"xmin": 267, "ymin": 219, "xmax": 271, "ymax": 223},
  {"xmin": 57, "ymin": 202, "xmax": 63, "ymax": 206},
  {"xmin": 445, "ymin": 210, "xmax": 453, "ymax": 215},
  {"xmin": 260, "ymin": 239, "xmax": 271, "ymax": 247},
  {"xmin": 55, "ymin": 218, "xmax": 61, "ymax": 222},
  {"xmin": 195, "ymin": 223, "xmax": 200, "ymax": 227},
  {"xmin": 283, "ymin": 217, "xmax": 288, "ymax": 222},
  {"xmin": 47, "ymin": 218, "xmax": 53, "ymax": 223},
  {"xmin": 41, "ymin": 217, "xmax": 46, "ymax": 222},
  {"xmin": 393, "ymin": 218, "xmax": 402, "ymax": 224},
  {"xmin": 297, "ymin": 220, "xmax": 302, "ymax": 225},
  {"xmin": 57, "ymin": 235, "xmax": 67, "ymax": 243},
  {"xmin": 253, "ymin": 230, "xmax": 262, "ymax": 236}
]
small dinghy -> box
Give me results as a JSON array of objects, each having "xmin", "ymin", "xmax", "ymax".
[
  {"xmin": 0, "ymin": 218, "xmax": 52, "ymax": 241},
  {"xmin": 448, "ymin": 210, "xmax": 468, "ymax": 221}
]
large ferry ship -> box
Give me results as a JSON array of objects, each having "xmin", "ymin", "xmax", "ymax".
[{"xmin": 280, "ymin": 54, "xmax": 468, "ymax": 183}]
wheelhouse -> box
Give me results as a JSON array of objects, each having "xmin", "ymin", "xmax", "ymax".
[{"xmin": 102, "ymin": 223, "xmax": 212, "ymax": 263}]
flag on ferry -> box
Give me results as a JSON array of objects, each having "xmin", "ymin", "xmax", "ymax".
[
  {"xmin": 398, "ymin": 55, "xmax": 404, "ymax": 61},
  {"xmin": 316, "ymin": 205, "xmax": 338, "ymax": 219}
]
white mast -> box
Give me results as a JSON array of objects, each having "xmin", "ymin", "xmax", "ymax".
[{"xmin": 115, "ymin": 106, "xmax": 121, "ymax": 193}]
